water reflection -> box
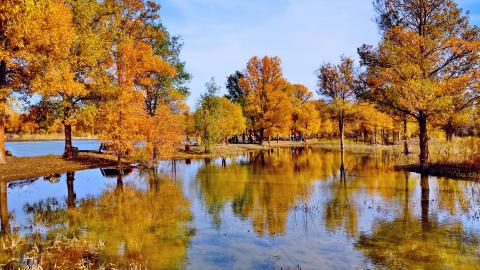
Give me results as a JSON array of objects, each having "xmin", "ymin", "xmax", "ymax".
[
  {"xmin": 0, "ymin": 148, "xmax": 479, "ymax": 269},
  {"xmin": 194, "ymin": 149, "xmax": 480, "ymax": 268},
  {"xmin": 0, "ymin": 181, "xmax": 9, "ymax": 235},
  {"xmin": 356, "ymin": 175, "xmax": 480, "ymax": 269},
  {"xmin": 71, "ymin": 172, "xmax": 192, "ymax": 268},
  {"xmin": 196, "ymin": 149, "xmax": 324, "ymax": 236},
  {"xmin": 6, "ymin": 169, "xmax": 192, "ymax": 269}
]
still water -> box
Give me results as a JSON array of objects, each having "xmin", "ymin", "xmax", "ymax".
[
  {"xmin": 1, "ymin": 148, "xmax": 480, "ymax": 269},
  {"xmin": 5, "ymin": 140, "xmax": 100, "ymax": 157}
]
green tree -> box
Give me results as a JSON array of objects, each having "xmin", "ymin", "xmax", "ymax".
[
  {"xmin": 195, "ymin": 78, "xmax": 246, "ymax": 152},
  {"xmin": 225, "ymin": 71, "xmax": 246, "ymax": 106}
]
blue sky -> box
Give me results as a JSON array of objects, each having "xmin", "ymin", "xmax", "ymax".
[{"xmin": 158, "ymin": 0, "xmax": 480, "ymax": 107}]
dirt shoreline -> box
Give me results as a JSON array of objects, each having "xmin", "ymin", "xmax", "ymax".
[
  {"xmin": 0, "ymin": 152, "xmax": 120, "ymax": 182},
  {"xmin": 396, "ymin": 163, "xmax": 480, "ymax": 180}
]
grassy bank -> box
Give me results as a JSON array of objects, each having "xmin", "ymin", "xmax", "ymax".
[{"xmin": 0, "ymin": 152, "xmax": 118, "ymax": 182}]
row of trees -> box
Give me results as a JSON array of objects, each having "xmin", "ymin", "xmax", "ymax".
[
  {"xmin": 1, "ymin": 0, "xmax": 479, "ymax": 171},
  {"xmin": 195, "ymin": 0, "xmax": 480, "ymax": 170},
  {"xmin": 0, "ymin": 0, "xmax": 190, "ymax": 164},
  {"xmin": 192, "ymin": 57, "xmax": 326, "ymax": 152}
]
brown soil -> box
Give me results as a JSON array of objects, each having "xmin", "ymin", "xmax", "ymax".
[
  {"xmin": 396, "ymin": 163, "xmax": 480, "ymax": 180},
  {"xmin": 0, "ymin": 152, "xmax": 118, "ymax": 182}
]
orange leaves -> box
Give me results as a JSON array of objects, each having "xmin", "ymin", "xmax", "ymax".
[
  {"xmin": 95, "ymin": 0, "xmax": 181, "ymax": 161},
  {"xmin": 365, "ymin": 1, "xmax": 480, "ymax": 120},
  {"xmin": 239, "ymin": 56, "xmax": 292, "ymax": 138},
  {"xmin": 27, "ymin": 0, "xmax": 76, "ymax": 61},
  {"xmin": 97, "ymin": 90, "xmax": 144, "ymax": 159},
  {"xmin": 32, "ymin": 62, "xmax": 87, "ymax": 99},
  {"xmin": 143, "ymin": 105, "xmax": 184, "ymax": 160},
  {"xmin": 117, "ymin": 38, "xmax": 176, "ymax": 90}
]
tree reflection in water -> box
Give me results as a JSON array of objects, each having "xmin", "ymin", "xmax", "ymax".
[
  {"xmin": 17, "ymin": 169, "xmax": 193, "ymax": 269},
  {"xmin": 196, "ymin": 148, "xmax": 480, "ymax": 268},
  {"xmin": 196, "ymin": 148, "xmax": 333, "ymax": 236},
  {"xmin": 0, "ymin": 181, "xmax": 9, "ymax": 235},
  {"xmin": 355, "ymin": 174, "xmax": 480, "ymax": 269},
  {"xmin": 1, "ymin": 148, "xmax": 480, "ymax": 269}
]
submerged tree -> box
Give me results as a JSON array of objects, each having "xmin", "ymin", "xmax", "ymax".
[{"xmin": 358, "ymin": 0, "xmax": 480, "ymax": 169}]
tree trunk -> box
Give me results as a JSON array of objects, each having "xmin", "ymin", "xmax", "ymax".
[
  {"xmin": 152, "ymin": 144, "xmax": 159, "ymax": 163},
  {"xmin": 0, "ymin": 181, "xmax": 9, "ymax": 234},
  {"xmin": 445, "ymin": 130, "xmax": 453, "ymax": 142},
  {"xmin": 339, "ymin": 118, "xmax": 345, "ymax": 150},
  {"xmin": 223, "ymin": 136, "xmax": 228, "ymax": 146},
  {"xmin": 116, "ymin": 172, "xmax": 124, "ymax": 193},
  {"xmin": 66, "ymin": 172, "xmax": 76, "ymax": 209},
  {"xmin": 340, "ymin": 150, "xmax": 346, "ymax": 182},
  {"xmin": 63, "ymin": 123, "xmax": 73, "ymax": 159},
  {"xmin": 258, "ymin": 128, "xmax": 265, "ymax": 145},
  {"xmin": 374, "ymin": 126, "xmax": 377, "ymax": 145},
  {"xmin": 418, "ymin": 114, "xmax": 429, "ymax": 170},
  {"xmin": 420, "ymin": 174, "xmax": 430, "ymax": 229},
  {"xmin": 0, "ymin": 118, "xmax": 5, "ymax": 164},
  {"xmin": 445, "ymin": 121, "xmax": 454, "ymax": 142},
  {"xmin": 403, "ymin": 113, "xmax": 409, "ymax": 155}
]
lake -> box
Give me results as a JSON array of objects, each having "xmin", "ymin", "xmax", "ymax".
[
  {"xmin": 1, "ymin": 148, "xmax": 480, "ymax": 269},
  {"xmin": 5, "ymin": 140, "xmax": 101, "ymax": 157}
]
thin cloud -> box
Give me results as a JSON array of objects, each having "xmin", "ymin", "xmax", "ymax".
[{"xmin": 159, "ymin": 0, "xmax": 480, "ymax": 107}]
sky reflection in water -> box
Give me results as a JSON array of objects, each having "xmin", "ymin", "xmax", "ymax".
[{"xmin": 1, "ymin": 148, "xmax": 480, "ymax": 269}]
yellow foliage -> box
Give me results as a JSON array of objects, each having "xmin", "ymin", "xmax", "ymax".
[{"xmin": 240, "ymin": 56, "xmax": 292, "ymax": 140}]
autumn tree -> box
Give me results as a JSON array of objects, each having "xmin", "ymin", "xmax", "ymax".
[
  {"xmin": 239, "ymin": 56, "xmax": 292, "ymax": 144},
  {"xmin": 315, "ymin": 100, "xmax": 335, "ymax": 138},
  {"xmin": 194, "ymin": 78, "xmax": 245, "ymax": 152},
  {"xmin": 97, "ymin": 0, "xmax": 176, "ymax": 163},
  {"xmin": 358, "ymin": 0, "xmax": 480, "ymax": 169},
  {"xmin": 355, "ymin": 102, "xmax": 395, "ymax": 145},
  {"xmin": 97, "ymin": 91, "xmax": 144, "ymax": 164},
  {"xmin": 290, "ymin": 84, "xmax": 320, "ymax": 138},
  {"xmin": 25, "ymin": 0, "xmax": 118, "ymax": 159},
  {"xmin": 436, "ymin": 107, "xmax": 473, "ymax": 141},
  {"xmin": 216, "ymin": 97, "xmax": 246, "ymax": 144},
  {"xmin": 0, "ymin": 0, "xmax": 36, "ymax": 163},
  {"xmin": 194, "ymin": 78, "xmax": 222, "ymax": 153},
  {"xmin": 29, "ymin": 0, "xmax": 82, "ymax": 159},
  {"xmin": 316, "ymin": 56, "xmax": 357, "ymax": 150},
  {"xmin": 140, "ymin": 11, "xmax": 190, "ymax": 163}
]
